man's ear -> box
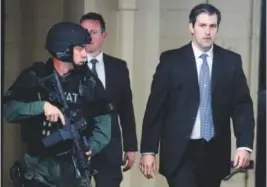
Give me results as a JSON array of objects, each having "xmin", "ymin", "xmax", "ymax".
[
  {"xmin": 189, "ymin": 23, "xmax": 194, "ymax": 35},
  {"xmin": 102, "ymin": 31, "xmax": 107, "ymax": 40}
]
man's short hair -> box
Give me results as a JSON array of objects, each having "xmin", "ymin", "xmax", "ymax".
[
  {"xmin": 189, "ymin": 3, "xmax": 221, "ymax": 26},
  {"xmin": 80, "ymin": 12, "xmax": 106, "ymax": 32}
]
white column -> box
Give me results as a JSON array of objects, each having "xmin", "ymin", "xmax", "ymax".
[
  {"xmin": 248, "ymin": 0, "xmax": 261, "ymax": 114},
  {"xmin": 128, "ymin": 0, "xmax": 162, "ymax": 187},
  {"xmin": 117, "ymin": 1, "xmax": 137, "ymax": 187},
  {"xmin": 117, "ymin": 0, "xmax": 137, "ymax": 80}
]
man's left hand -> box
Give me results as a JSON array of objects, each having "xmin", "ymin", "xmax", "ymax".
[
  {"xmin": 233, "ymin": 149, "xmax": 251, "ymax": 169},
  {"xmin": 122, "ymin": 151, "xmax": 136, "ymax": 172}
]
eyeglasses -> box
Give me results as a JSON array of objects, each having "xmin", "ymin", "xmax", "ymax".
[{"xmin": 88, "ymin": 30, "xmax": 102, "ymax": 36}]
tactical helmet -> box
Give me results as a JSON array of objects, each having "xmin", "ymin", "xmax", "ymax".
[{"xmin": 45, "ymin": 22, "xmax": 91, "ymax": 62}]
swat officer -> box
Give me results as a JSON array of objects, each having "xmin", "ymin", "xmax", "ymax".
[{"xmin": 3, "ymin": 22, "xmax": 112, "ymax": 187}]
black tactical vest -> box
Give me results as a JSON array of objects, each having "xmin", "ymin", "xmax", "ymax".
[{"xmin": 21, "ymin": 60, "xmax": 95, "ymax": 156}]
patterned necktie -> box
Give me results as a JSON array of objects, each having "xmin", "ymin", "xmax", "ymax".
[
  {"xmin": 199, "ymin": 54, "xmax": 214, "ymax": 141},
  {"xmin": 90, "ymin": 59, "xmax": 98, "ymax": 77}
]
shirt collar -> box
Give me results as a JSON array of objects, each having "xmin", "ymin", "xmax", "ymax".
[
  {"xmin": 87, "ymin": 51, "xmax": 103, "ymax": 64},
  {"xmin": 191, "ymin": 41, "xmax": 213, "ymax": 60}
]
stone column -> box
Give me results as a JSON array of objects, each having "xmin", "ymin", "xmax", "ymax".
[
  {"xmin": 117, "ymin": 0, "xmax": 137, "ymax": 79},
  {"xmin": 126, "ymin": 0, "xmax": 162, "ymax": 186},
  {"xmin": 116, "ymin": 0, "xmax": 137, "ymax": 186},
  {"xmin": 248, "ymin": 0, "xmax": 261, "ymax": 116}
]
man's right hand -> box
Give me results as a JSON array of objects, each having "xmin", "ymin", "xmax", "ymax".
[
  {"xmin": 139, "ymin": 154, "xmax": 157, "ymax": 179},
  {"xmin": 43, "ymin": 102, "xmax": 65, "ymax": 125}
]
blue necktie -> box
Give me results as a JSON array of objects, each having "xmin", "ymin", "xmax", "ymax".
[{"xmin": 199, "ymin": 54, "xmax": 214, "ymax": 141}]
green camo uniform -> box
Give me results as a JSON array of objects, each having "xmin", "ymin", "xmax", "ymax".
[{"xmin": 4, "ymin": 59, "xmax": 112, "ymax": 187}]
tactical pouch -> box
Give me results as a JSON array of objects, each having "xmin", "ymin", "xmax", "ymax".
[{"xmin": 10, "ymin": 160, "xmax": 25, "ymax": 187}]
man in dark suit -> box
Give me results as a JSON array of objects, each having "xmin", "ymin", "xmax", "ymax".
[
  {"xmin": 139, "ymin": 3, "xmax": 255, "ymax": 187},
  {"xmin": 80, "ymin": 12, "xmax": 138, "ymax": 187}
]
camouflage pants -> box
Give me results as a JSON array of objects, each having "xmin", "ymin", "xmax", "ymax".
[{"xmin": 22, "ymin": 153, "xmax": 90, "ymax": 187}]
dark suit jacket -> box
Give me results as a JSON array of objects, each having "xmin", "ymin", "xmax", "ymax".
[
  {"xmin": 91, "ymin": 54, "xmax": 138, "ymax": 169},
  {"xmin": 140, "ymin": 43, "xmax": 255, "ymax": 178}
]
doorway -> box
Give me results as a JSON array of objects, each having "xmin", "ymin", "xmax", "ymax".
[{"xmin": 255, "ymin": 0, "xmax": 266, "ymax": 186}]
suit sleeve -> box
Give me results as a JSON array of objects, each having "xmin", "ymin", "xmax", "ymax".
[
  {"xmin": 3, "ymin": 69, "xmax": 44, "ymax": 123},
  {"xmin": 231, "ymin": 54, "xmax": 255, "ymax": 150},
  {"xmin": 118, "ymin": 62, "xmax": 138, "ymax": 152},
  {"xmin": 140, "ymin": 53, "xmax": 170, "ymax": 154}
]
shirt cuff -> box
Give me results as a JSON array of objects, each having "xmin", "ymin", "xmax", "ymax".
[
  {"xmin": 237, "ymin": 147, "xmax": 252, "ymax": 153},
  {"xmin": 141, "ymin": 152, "xmax": 155, "ymax": 155}
]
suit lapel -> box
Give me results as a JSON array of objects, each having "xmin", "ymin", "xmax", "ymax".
[
  {"xmin": 103, "ymin": 54, "xmax": 113, "ymax": 94},
  {"xmin": 211, "ymin": 45, "xmax": 223, "ymax": 94},
  {"xmin": 183, "ymin": 43, "xmax": 200, "ymax": 98}
]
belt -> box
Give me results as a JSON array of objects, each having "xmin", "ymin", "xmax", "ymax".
[{"xmin": 188, "ymin": 138, "xmax": 207, "ymax": 146}]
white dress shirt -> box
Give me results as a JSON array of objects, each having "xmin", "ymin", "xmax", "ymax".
[{"xmin": 87, "ymin": 52, "xmax": 106, "ymax": 89}]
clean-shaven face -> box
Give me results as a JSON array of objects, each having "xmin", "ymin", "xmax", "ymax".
[{"xmin": 189, "ymin": 13, "xmax": 219, "ymax": 51}]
